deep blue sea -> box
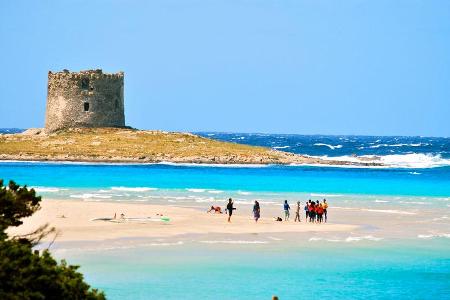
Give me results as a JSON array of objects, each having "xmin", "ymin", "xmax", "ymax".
[
  {"xmin": 196, "ymin": 132, "xmax": 450, "ymax": 168},
  {"xmin": 1, "ymin": 129, "xmax": 449, "ymax": 299}
]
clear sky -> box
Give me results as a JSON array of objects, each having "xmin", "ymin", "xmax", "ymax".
[{"xmin": 1, "ymin": 0, "xmax": 449, "ymax": 136}]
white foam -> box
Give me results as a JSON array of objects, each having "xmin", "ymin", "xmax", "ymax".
[
  {"xmin": 314, "ymin": 143, "xmax": 343, "ymax": 150},
  {"xmin": 185, "ymin": 188, "xmax": 224, "ymax": 194},
  {"xmin": 200, "ymin": 240, "xmax": 268, "ymax": 244},
  {"xmin": 374, "ymin": 200, "xmax": 389, "ymax": 203},
  {"xmin": 70, "ymin": 193, "xmax": 112, "ymax": 199},
  {"xmin": 377, "ymin": 154, "xmax": 450, "ymax": 168},
  {"xmin": 237, "ymin": 191, "xmax": 252, "ymax": 195},
  {"xmin": 309, "ymin": 237, "xmax": 341, "ymax": 242},
  {"xmin": 369, "ymin": 143, "xmax": 428, "ymax": 148},
  {"xmin": 309, "ymin": 235, "xmax": 382, "ymax": 243},
  {"xmin": 432, "ymin": 216, "xmax": 449, "ymax": 221},
  {"xmin": 315, "ymin": 153, "xmax": 450, "ymax": 169},
  {"xmin": 158, "ymin": 162, "xmax": 269, "ymax": 168},
  {"xmin": 399, "ymin": 201, "xmax": 430, "ymax": 205},
  {"xmin": 82, "ymin": 199, "xmax": 104, "ymax": 202},
  {"xmin": 111, "ymin": 187, "xmax": 158, "ymax": 192},
  {"xmin": 310, "ymin": 193, "xmax": 343, "ymax": 198},
  {"xmin": 32, "ymin": 187, "xmax": 67, "ymax": 193},
  {"xmin": 417, "ymin": 233, "xmax": 450, "ymax": 239},
  {"xmin": 187, "ymin": 188, "xmax": 206, "ymax": 193},
  {"xmin": 194, "ymin": 197, "xmax": 216, "ymax": 203},
  {"xmin": 233, "ymin": 200, "xmax": 254, "ymax": 205},
  {"xmin": 208, "ymin": 190, "xmax": 224, "ymax": 194},
  {"xmin": 145, "ymin": 241, "xmax": 184, "ymax": 246},
  {"xmin": 273, "ymin": 146, "xmax": 290, "ymax": 149},
  {"xmin": 344, "ymin": 235, "xmax": 383, "ymax": 242}
]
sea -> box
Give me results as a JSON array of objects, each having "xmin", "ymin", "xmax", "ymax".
[{"xmin": 1, "ymin": 129, "xmax": 449, "ymax": 299}]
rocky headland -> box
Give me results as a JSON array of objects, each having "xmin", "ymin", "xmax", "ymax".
[{"xmin": 0, "ymin": 128, "xmax": 382, "ymax": 167}]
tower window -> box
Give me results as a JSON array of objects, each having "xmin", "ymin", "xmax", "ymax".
[
  {"xmin": 81, "ymin": 78, "xmax": 89, "ymax": 89},
  {"xmin": 84, "ymin": 102, "xmax": 90, "ymax": 112}
]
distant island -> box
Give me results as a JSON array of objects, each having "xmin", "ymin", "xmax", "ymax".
[{"xmin": 0, "ymin": 127, "xmax": 382, "ymax": 166}]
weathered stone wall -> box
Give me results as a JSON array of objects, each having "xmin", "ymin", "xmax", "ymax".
[{"xmin": 45, "ymin": 69, "xmax": 125, "ymax": 132}]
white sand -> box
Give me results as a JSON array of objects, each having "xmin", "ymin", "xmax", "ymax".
[{"xmin": 8, "ymin": 199, "xmax": 358, "ymax": 242}]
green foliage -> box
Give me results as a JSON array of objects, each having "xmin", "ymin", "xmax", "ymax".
[
  {"xmin": 0, "ymin": 180, "xmax": 41, "ymax": 233},
  {"xmin": 0, "ymin": 180, "xmax": 106, "ymax": 300}
]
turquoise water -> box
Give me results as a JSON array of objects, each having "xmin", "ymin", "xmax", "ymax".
[
  {"xmin": 1, "ymin": 162, "xmax": 450, "ymax": 197},
  {"xmin": 61, "ymin": 240, "xmax": 450, "ymax": 300},
  {"xmin": 2, "ymin": 162, "xmax": 450, "ymax": 299}
]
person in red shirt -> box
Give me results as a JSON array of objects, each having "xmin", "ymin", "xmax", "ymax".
[{"xmin": 316, "ymin": 204, "xmax": 324, "ymax": 223}]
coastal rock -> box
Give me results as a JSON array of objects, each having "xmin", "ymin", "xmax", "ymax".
[
  {"xmin": 0, "ymin": 128, "xmax": 384, "ymax": 167},
  {"xmin": 21, "ymin": 128, "xmax": 45, "ymax": 136}
]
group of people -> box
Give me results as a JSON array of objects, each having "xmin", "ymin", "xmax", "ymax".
[
  {"xmin": 284, "ymin": 199, "xmax": 328, "ymax": 223},
  {"xmin": 305, "ymin": 199, "xmax": 328, "ymax": 223},
  {"xmin": 207, "ymin": 198, "xmax": 328, "ymax": 224}
]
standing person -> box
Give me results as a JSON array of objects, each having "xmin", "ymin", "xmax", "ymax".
[
  {"xmin": 294, "ymin": 201, "xmax": 301, "ymax": 222},
  {"xmin": 226, "ymin": 198, "xmax": 235, "ymax": 223},
  {"xmin": 253, "ymin": 200, "xmax": 261, "ymax": 223},
  {"xmin": 323, "ymin": 199, "xmax": 328, "ymax": 222},
  {"xmin": 283, "ymin": 200, "xmax": 290, "ymax": 221},
  {"xmin": 305, "ymin": 201, "xmax": 310, "ymax": 220},
  {"xmin": 315, "ymin": 200, "xmax": 320, "ymax": 223},
  {"xmin": 316, "ymin": 203, "xmax": 324, "ymax": 223},
  {"xmin": 309, "ymin": 202, "xmax": 315, "ymax": 223}
]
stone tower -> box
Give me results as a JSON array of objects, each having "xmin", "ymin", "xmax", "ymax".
[{"xmin": 45, "ymin": 69, "xmax": 125, "ymax": 133}]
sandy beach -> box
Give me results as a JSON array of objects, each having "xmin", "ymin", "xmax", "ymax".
[
  {"xmin": 9, "ymin": 196, "xmax": 443, "ymax": 246},
  {"xmin": 8, "ymin": 199, "xmax": 361, "ymax": 243}
]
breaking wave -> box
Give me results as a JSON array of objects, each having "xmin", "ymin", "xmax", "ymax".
[
  {"xmin": 368, "ymin": 143, "xmax": 428, "ymax": 149},
  {"xmin": 317, "ymin": 153, "xmax": 450, "ymax": 169},
  {"xmin": 314, "ymin": 143, "xmax": 343, "ymax": 150}
]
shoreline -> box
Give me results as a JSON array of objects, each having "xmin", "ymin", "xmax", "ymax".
[
  {"xmin": 3, "ymin": 159, "xmax": 450, "ymax": 172},
  {"xmin": 8, "ymin": 199, "xmax": 360, "ymax": 243},
  {"xmin": 0, "ymin": 154, "xmax": 383, "ymax": 167},
  {"xmin": 0, "ymin": 158, "xmax": 385, "ymax": 168}
]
